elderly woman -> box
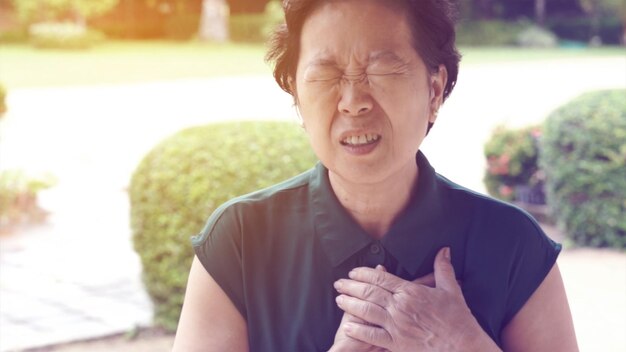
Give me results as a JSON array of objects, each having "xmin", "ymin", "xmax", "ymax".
[{"xmin": 173, "ymin": 0, "xmax": 578, "ymax": 351}]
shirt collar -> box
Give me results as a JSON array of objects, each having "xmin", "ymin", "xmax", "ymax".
[{"xmin": 310, "ymin": 151, "xmax": 447, "ymax": 276}]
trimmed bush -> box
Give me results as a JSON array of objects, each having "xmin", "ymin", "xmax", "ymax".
[
  {"xmin": 29, "ymin": 22, "xmax": 105, "ymax": 50},
  {"xmin": 0, "ymin": 83, "xmax": 6, "ymax": 116},
  {"xmin": 540, "ymin": 90, "xmax": 626, "ymax": 249},
  {"xmin": 0, "ymin": 28, "xmax": 28, "ymax": 43},
  {"xmin": 484, "ymin": 125, "xmax": 543, "ymax": 202},
  {"xmin": 547, "ymin": 16, "xmax": 624, "ymax": 45},
  {"xmin": 457, "ymin": 20, "xmax": 529, "ymax": 46},
  {"xmin": 229, "ymin": 0, "xmax": 283, "ymax": 43},
  {"xmin": 229, "ymin": 14, "xmax": 268, "ymax": 43},
  {"xmin": 515, "ymin": 25, "xmax": 558, "ymax": 48},
  {"xmin": 129, "ymin": 121, "xmax": 317, "ymax": 330}
]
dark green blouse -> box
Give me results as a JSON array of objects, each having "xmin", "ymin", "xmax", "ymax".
[{"xmin": 192, "ymin": 151, "xmax": 560, "ymax": 351}]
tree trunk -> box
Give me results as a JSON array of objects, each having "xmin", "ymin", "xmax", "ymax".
[
  {"xmin": 198, "ymin": 0, "xmax": 229, "ymax": 42},
  {"xmin": 535, "ymin": 0, "xmax": 546, "ymax": 26}
]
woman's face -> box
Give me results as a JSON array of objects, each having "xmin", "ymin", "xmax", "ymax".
[{"xmin": 295, "ymin": 0, "xmax": 446, "ymax": 184}]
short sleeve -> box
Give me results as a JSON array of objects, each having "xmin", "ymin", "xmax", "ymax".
[
  {"xmin": 502, "ymin": 210, "xmax": 562, "ymax": 325},
  {"xmin": 191, "ymin": 203, "xmax": 247, "ymax": 318}
]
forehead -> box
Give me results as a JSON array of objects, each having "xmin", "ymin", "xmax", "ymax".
[{"xmin": 299, "ymin": 0, "xmax": 416, "ymax": 64}]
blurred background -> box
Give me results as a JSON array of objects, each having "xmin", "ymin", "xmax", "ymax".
[{"xmin": 0, "ymin": 0, "xmax": 624, "ymax": 351}]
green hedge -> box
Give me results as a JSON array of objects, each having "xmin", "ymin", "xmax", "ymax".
[
  {"xmin": 456, "ymin": 20, "xmax": 529, "ymax": 46},
  {"xmin": 547, "ymin": 16, "xmax": 624, "ymax": 45},
  {"xmin": 129, "ymin": 121, "xmax": 317, "ymax": 330},
  {"xmin": 0, "ymin": 83, "xmax": 6, "ymax": 116},
  {"xmin": 29, "ymin": 22, "xmax": 105, "ymax": 50},
  {"xmin": 540, "ymin": 90, "xmax": 626, "ymax": 249},
  {"xmin": 229, "ymin": 0, "xmax": 283, "ymax": 43}
]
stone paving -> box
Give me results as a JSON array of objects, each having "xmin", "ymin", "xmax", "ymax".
[{"xmin": 0, "ymin": 56, "xmax": 625, "ymax": 351}]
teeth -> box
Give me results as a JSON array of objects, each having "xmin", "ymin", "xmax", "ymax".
[{"xmin": 343, "ymin": 134, "xmax": 380, "ymax": 145}]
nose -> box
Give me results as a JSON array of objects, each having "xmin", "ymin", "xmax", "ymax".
[{"xmin": 337, "ymin": 76, "xmax": 373, "ymax": 116}]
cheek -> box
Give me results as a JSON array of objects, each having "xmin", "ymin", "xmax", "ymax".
[{"xmin": 296, "ymin": 81, "xmax": 340, "ymax": 127}]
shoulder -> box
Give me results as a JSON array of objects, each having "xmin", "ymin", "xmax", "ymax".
[
  {"xmin": 436, "ymin": 173, "xmax": 545, "ymax": 241},
  {"xmin": 191, "ymin": 167, "xmax": 314, "ymax": 246}
]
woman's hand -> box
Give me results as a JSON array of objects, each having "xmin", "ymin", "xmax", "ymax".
[
  {"xmin": 329, "ymin": 312, "xmax": 388, "ymax": 352},
  {"xmin": 333, "ymin": 248, "xmax": 501, "ymax": 352},
  {"xmin": 329, "ymin": 266, "xmax": 389, "ymax": 352}
]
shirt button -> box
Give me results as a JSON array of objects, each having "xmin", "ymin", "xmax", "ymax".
[{"xmin": 370, "ymin": 243, "xmax": 381, "ymax": 254}]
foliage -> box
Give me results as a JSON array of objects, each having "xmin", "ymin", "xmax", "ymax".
[
  {"xmin": 28, "ymin": 21, "xmax": 105, "ymax": 49},
  {"xmin": 547, "ymin": 16, "xmax": 624, "ymax": 44},
  {"xmin": 129, "ymin": 121, "xmax": 317, "ymax": 330},
  {"xmin": 456, "ymin": 20, "xmax": 530, "ymax": 46},
  {"xmin": 229, "ymin": 13, "xmax": 267, "ymax": 42},
  {"xmin": 579, "ymin": 0, "xmax": 626, "ymax": 19},
  {"xmin": 516, "ymin": 25, "xmax": 558, "ymax": 47},
  {"xmin": 229, "ymin": 0, "xmax": 282, "ymax": 43},
  {"xmin": 263, "ymin": 0, "xmax": 283, "ymax": 38},
  {"xmin": 0, "ymin": 28, "xmax": 28, "ymax": 44},
  {"xmin": 163, "ymin": 12, "xmax": 200, "ymax": 40},
  {"xmin": 540, "ymin": 90, "xmax": 626, "ymax": 249},
  {"xmin": 0, "ymin": 83, "xmax": 6, "ymax": 116},
  {"xmin": 12, "ymin": 0, "xmax": 119, "ymax": 24},
  {"xmin": 0, "ymin": 170, "xmax": 56, "ymax": 229},
  {"xmin": 484, "ymin": 125, "xmax": 543, "ymax": 201}
]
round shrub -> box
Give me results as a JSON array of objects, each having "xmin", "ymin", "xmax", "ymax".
[
  {"xmin": 540, "ymin": 90, "xmax": 626, "ymax": 249},
  {"xmin": 129, "ymin": 121, "xmax": 317, "ymax": 330}
]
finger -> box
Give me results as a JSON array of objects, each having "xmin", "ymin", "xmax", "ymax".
[
  {"xmin": 375, "ymin": 264, "xmax": 387, "ymax": 272},
  {"xmin": 343, "ymin": 322, "xmax": 392, "ymax": 350},
  {"xmin": 412, "ymin": 272, "xmax": 436, "ymax": 287},
  {"xmin": 340, "ymin": 312, "xmax": 366, "ymax": 325},
  {"xmin": 349, "ymin": 267, "xmax": 407, "ymax": 293},
  {"xmin": 336, "ymin": 294, "xmax": 388, "ymax": 327},
  {"xmin": 334, "ymin": 279, "xmax": 391, "ymax": 308},
  {"xmin": 434, "ymin": 247, "xmax": 462, "ymax": 294}
]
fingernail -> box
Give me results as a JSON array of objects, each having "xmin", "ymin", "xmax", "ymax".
[
  {"xmin": 335, "ymin": 295, "xmax": 344, "ymax": 305},
  {"xmin": 445, "ymin": 247, "xmax": 451, "ymax": 260},
  {"xmin": 334, "ymin": 280, "xmax": 343, "ymax": 290},
  {"xmin": 348, "ymin": 270, "xmax": 356, "ymax": 279}
]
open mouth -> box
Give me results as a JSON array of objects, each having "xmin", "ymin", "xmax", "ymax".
[{"xmin": 340, "ymin": 133, "xmax": 381, "ymax": 146}]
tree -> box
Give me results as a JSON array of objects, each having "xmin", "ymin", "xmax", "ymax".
[
  {"xmin": 198, "ymin": 0, "xmax": 229, "ymax": 41},
  {"xmin": 579, "ymin": 0, "xmax": 626, "ymax": 43},
  {"xmin": 535, "ymin": 0, "xmax": 546, "ymax": 26},
  {"xmin": 12, "ymin": 0, "xmax": 119, "ymax": 25}
]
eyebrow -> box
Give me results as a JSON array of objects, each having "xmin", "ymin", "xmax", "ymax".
[
  {"xmin": 368, "ymin": 51, "xmax": 405, "ymax": 64},
  {"xmin": 308, "ymin": 57, "xmax": 337, "ymax": 67}
]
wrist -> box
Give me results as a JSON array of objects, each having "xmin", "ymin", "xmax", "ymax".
[
  {"xmin": 463, "ymin": 327, "xmax": 502, "ymax": 352},
  {"xmin": 456, "ymin": 318, "xmax": 501, "ymax": 352}
]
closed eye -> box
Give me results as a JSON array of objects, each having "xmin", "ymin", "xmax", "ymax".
[{"xmin": 303, "ymin": 63, "xmax": 343, "ymax": 83}]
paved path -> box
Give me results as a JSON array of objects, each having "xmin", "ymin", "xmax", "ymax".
[{"xmin": 0, "ymin": 56, "xmax": 625, "ymax": 351}]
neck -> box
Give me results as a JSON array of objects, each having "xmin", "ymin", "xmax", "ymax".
[{"xmin": 329, "ymin": 159, "xmax": 418, "ymax": 239}]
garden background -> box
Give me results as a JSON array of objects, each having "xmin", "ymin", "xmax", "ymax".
[{"xmin": 0, "ymin": 0, "xmax": 625, "ymax": 351}]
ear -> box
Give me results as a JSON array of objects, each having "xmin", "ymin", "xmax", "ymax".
[{"xmin": 429, "ymin": 64, "xmax": 448, "ymax": 124}]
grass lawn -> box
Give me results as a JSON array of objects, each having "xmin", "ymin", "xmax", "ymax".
[
  {"xmin": 460, "ymin": 46, "xmax": 625, "ymax": 64},
  {"xmin": 0, "ymin": 40, "xmax": 270, "ymax": 89},
  {"xmin": 0, "ymin": 40, "xmax": 624, "ymax": 89}
]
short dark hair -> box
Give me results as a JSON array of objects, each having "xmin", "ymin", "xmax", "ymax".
[{"xmin": 266, "ymin": 0, "xmax": 461, "ymax": 102}]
